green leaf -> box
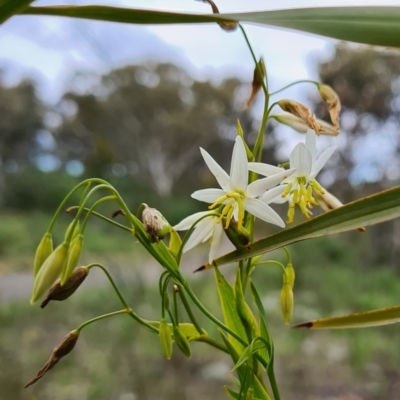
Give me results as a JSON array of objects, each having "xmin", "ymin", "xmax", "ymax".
[
  {"xmin": 215, "ymin": 268, "xmax": 248, "ymax": 354},
  {"xmin": 169, "ymin": 228, "xmax": 182, "ymax": 263},
  {"xmin": 224, "ymin": 386, "xmax": 264, "ymax": 400},
  {"xmin": 232, "ymin": 339, "xmax": 267, "ymax": 371},
  {"xmin": 294, "ymin": 305, "xmax": 400, "ymax": 329},
  {"xmin": 20, "ymin": 6, "xmax": 400, "ymax": 48},
  {"xmin": 212, "ymin": 186, "xmax": 400, "ymax": 267},
  {"xmin": 1, "ymin": 0, "xmax": 33, "ymax": 23},
  {"xmin": 148, "ymin": 321, "xmax": 202, "ymax": 339}
]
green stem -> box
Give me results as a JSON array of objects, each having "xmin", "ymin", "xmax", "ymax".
[
  {"xmin": 255, "ymin": 260, "xmax": 286, "ymax": 275},
  {"xmin": 239, "ymin": 24, "xmax": 268, "ymax": 95},
  {"xmin": 252, "ymin": 97, "xmax": 270, "ymax": 163},
  {"xmin": 269, "ymin": 79, "xmax": 318, "ymax": 96},
  {"xmin": 76, "ymin": 309, "xmax": 129, "ymax": 332},
  {"xmin": 47, "ymin": 178, "xmax": 111, "ymax": 232},
  {"xmin": 282, "ymin": 247, "xmax": 292, "ymax": 264},
  {"xmin": 267, "ymin": 358, "xmax": 281, "ymax": 400},
  {"xmin": 177, "ymin": 287, "xmax": 204, "ymax": 334},
  {"xmin": 173, "ymin": 286, "xmax": 179, "ymax": 324},
  {"xmin": 81, "ymin": 195, "xmax": 115, "ymax": 233},
  {"xmin": 197, "ymin": 336, "xmax": 228, "ymax": 353},
  {"xmin": 67, "ymin": 206, "xmax": 133, "ymax": 233}
]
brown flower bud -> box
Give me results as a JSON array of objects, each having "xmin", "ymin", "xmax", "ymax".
[
  {"xmin": 142, "ymin": 205, "xmax": 171, "ymax": 243},
  {"xmin": 278, "ymin": 99, "xmax": 321, "ymax": 135},
  {"xmin": 199, "ymin": 0, "xmax": 237, "ymax": 31},
  {"xmin": 318, "ymin": 84, "xmax": 341, "ymax": 129},
  {"xmin": 244, "ymin": 58, "xmax": 266, "ymax": 110},
  {"xmin": 25, "ymin": 330, "xmax": 79, "ymax": 388},
  {"xmin": 40, "ymin": 267, "xmax": 88, "ymax": 309}
]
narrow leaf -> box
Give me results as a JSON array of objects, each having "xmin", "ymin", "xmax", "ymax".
[
  {"xmin": 212, "ymin": 186, "xmax": 400, "ymax": 267},
  {"xmin": 20, "ymin": 6, "xmax": 400, "ymax": 48},
  {"xmin": 294, "ymin": 305, "xmax": 400, "ymax": 329},
  {"xmin": 1, "ymin": 0, "xmax": 33, "ymax": 24},
  {"xmin": 233, "ymin": 340, "xmax": 266, "ymax": 371}
]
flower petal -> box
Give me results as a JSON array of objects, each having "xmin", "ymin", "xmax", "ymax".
[
  {"xmin": 313, "ymin": 146, "xmax": 337, "ymax": 177},
  {"xmin": 248, "ymin": 162, "xmax": 284, "ymax": 176},
  {"xmin": 200, "ymin": 148, "xmax": 230, "ymax": 191},
  {"xmin": 191, "ymin": 188, "xmax": 226, "ymax": 204},
  {"xmin": 305, "ymin": 129, "xmax": 317, "ymax": 170},
  {"xmin": 290, "ymin": 143, "xmax": 312, "ymax": 176},
  {"xmin": 208, "ymin": 222, "xmax": 224, "ymax": 263},
  {"xmin": 244, "ymin": 198, "xmax": 285, "ymax": 228},
  {"xmin": 259, "ymin": 185, "xmax": 286, "ymax": 204},
  {"xmin": 247, "ymin": 168, "xmax": 296, "ymax": 198},
  {"xmin": 183, "ymin": 218, "xmax": 215, "ymax": 253},
  {"xmin": 174, "ymin": 211, "xmax": 213, "ymax": 231},
  {"xmin": 230, "ymin": 136, "xmax": 248, "ymax": 191}
]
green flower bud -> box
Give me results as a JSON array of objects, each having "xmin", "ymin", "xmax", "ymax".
[
  {"xmin": 25, "ymin": 330, "xmax": 79, "ymax": 388},
  {"xmin": 41, "ymin": 266, "xmax": 88, "ymax": 308},
  {"xmin": 224, "ymin": 219, "xmax": 250, "ymax": 248},
  {"xmin": 284, "ymin": 263, "xmax": 295, "ymax": 289},
  {"xmin": 31, "ymin": 242, "xmax": 70, "ymax": 305},
  {"xmin": 280, "ymin": 282, "xmax": 294, "ymax": 326},
  {"xmin": 65, "ymin": 220, "xmax": 80, "ymax": 242},
  {"xmin": 61, "ymin": 234, "xmax": 84, "ymax": 285},
  {"xmin": 173, "ymin": 326, "xmax": 191, "ymax": 358},
  {"xmin": 33, "ymin": 232, "xmax": 53, "ymax": 277},
  {"xmin": 159, "ymin": 318, "xmax": 173, "ymax": 360},
  {"xmin": 142, "ymin": 205, "xmax": 171, "ymax": 243}
]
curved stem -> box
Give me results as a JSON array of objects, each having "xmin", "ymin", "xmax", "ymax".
[
  {"xmin": 269, "ymin": 79, "xmax": 318, "ymax": 96},
  {"xmin": 81, "ymin": 195, "xmax": 116, "ymax": 233},
  {"xmin": 282, "ymin": 247, "xmax": 292, "ymax": 264},
  {"xmin": 76, "ymin": 309, "xmax": 129, "ymax": 332},
  {"xmin": 255, "ymin": 260, "xmax": 286, "ymax": 275},
  {"xmin": 177, "ymin": 287, "xmax": 203, "ymax": 334},
  {"xmin": 196, "ymin": 336, "xmax": 228, "ymax": 353},
  {"xmin": 66, "ymin": 206, "xmax": 133, "ymax": 233}
]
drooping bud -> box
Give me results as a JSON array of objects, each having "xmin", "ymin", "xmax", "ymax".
[
  {"xmin": 61, "ymin": 234, "xmax": 84, "ymax": 285},
  {"xmin": 142, "ymin": 205, "xmax": 172, "ymax": 243},
  {"xmin": 31, "ymin": 242, "xmax": 70, "ymax": 305},
  {"xmin": 224, "ymin": 218, "xmax": 250, "ymax": 249},
  {"xmin": 284, "ymin": 263, "xmax": 295, "ymax": 290},
  {"xmin": 273, "ymin": 114, "xmax": 339, "ymax": 137},
  {"xmin": 25, "ymin": 330, "xmax": 80, "ymax": 388},
  {"xmin": 236, "ymin": 120, "xmax": 254, "ymax": 161},
  {"xmin": 64, "ymin": 220, "xmax": 80, "ymax": 242},
  {"xmin": 173, "ymin": 326, "xmax": 192, "ymax": 357},
  {"xmin": 41, "ymin": 267, "xmax": 88, "ymax": 308},
  {"xmin": 199, "ymin": 0, "xmax": 238, "ymax": 31},
  {"xmin": 278, "ymin": 99, "xmax": 321, "ymax": 135},
  {"xmin": 159, "ymin": 318, "xmax": 173, "ymax": 360},
  {"xmin": 318, "ymin": 84, "xmax": 341, "ymax": 129},
  {"xmin": 33, "ymin": 232, "xmax": 53, "ymax": 277},
  {"xmin": 280, "ymin": 282, "xmax": 294, "ymax": 325},
  {"xmin": 244, "ymin": 58, "xmax": 266, "ymax": 110}
]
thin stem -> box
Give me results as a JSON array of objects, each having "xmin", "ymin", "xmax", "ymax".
[
  {"xmin": 252, "ymin": 97, "xmax": 270, "ymax": 163},
  {"xmin": 269, "ymin": 79, "xmax": 318, "ymax": 96},
  {"xmin": 76, "ymin": 309, "xmax": 129, "ymax": 332},
  {"xmin": 87, "ymin": 263, "xmax": 130, "ymax": 309},
  {"xmin": 282, "ymin": 247, "xmax": 292, "ymax": 264},
  {"xmin": 67, "ymin": 206, "xmax": 133, "ymax": 233},
  {"xmin": 177, "ymin": 288, "xmax": 204, "ymax": 334},
  {"xmin": 239, "ymin": 24, "xmax": 268, "ymax": 95},
  {"xmin": 197, "ymin": 336, "xmax": 228, "ymax": 353},
  {"xmin": 81, "ymin": 195, "xmax": 115, "ymax": 233},
  {"xmin": 173, "ymin": 287, "xmax": 179, "ymax": 324},
  {"xmin": 255, "ymin": 260, "xmax": 286, "ymax": 275},
  {"xmin": 268, "ymin": 359, "xmax": 281, "ymax": 400}
]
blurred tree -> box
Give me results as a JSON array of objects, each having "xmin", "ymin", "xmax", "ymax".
[
  {"xmin": 55, "ymin": 63, "xmax": 257, "ymax": 197},
  {"xmin": 311, "ymin": 43, "xmax": 400, "ymax": 263}
]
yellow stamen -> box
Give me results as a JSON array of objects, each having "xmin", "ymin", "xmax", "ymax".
[
  {"xmin": 299, "ymin": 199, "xmax": 311, "ymax": 219},
  {"xmin": 282, "ymin": 183, "xmax": 293, "ymax": 198},
  {"xmin": 287, "ymin": 206, "xmax": 295, "ymax": 223},
  {"xmin": 236, "ymin": 197, "xmax": 245, "ymax": 230},
  {"xmin": 312, "ymin": 179, "xmax": 325, "ymax": 194},
  {"xmin": 225, "ymin": 204, "xmax": 235, "ymax": 229},
  {"xmin": 209, "ymin": 194, "xmax": 228, "ymax": 210},
  {"xmin": 291, "ymin": 189, "xmax": 299, "ymax": 206}
]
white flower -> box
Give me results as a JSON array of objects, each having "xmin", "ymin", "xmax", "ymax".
[
  {"xmin": 192, "ymin": 136, "xmax": 296, "ymax": 230},
  {"xmin": 249, "ymin": 129, "xmax": 337, "ymax": 223},
  {"xmin": 174, "ymin": 211, "xmax": 223, "ymax": 264}
]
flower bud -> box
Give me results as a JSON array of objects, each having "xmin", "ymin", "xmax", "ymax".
[
  {"xmin": 41, "ymin": 267, "xmax": 88, "ymax": 309},
  {"xmin": 318, "ymin": 84, "xmax": 341, "ymax": 129},
  {"xmin": 173, "ymin": 326, "xmax": 191, "ymax": 358},
  {"xmin": 33, "ymin": 232, "xmax": 53, "ymax": 277},
  {"xmin": 31, "ymin": 242, "xmax": 70, "ymax": 305},
  {"xmin": 244, "ymin": 58, "xmax": 266, "ymax": 110},
  {"xmin": 224, "ymin": 218, "xmax": 250, "ymax": 248},
  {"xmin": 61, "ymin": 234, "xmax": 84, "ymax": 285},
  {"xmin": 159, "ymin": 318, "xmax": 173, "ymax": 360},
  {"xmin": 65, "ymin": 220, "xmax": 80, "ymax": 242},
  {"xmin": 25, "ymin": 330, "xmax": 79, "ymax": 388},
  {"xmin": 142, "ymin": 205, "xmax": 171, "ymax": 243},
  {"xmin": 280, "ymin": 282, "xmax": 294, "ymax": 325},
  {"xmin": 284, "ymin": 263, "xmax": 295, "ymax": 290},
  {"xmin": 278, "ymin": 99, "xmax": 321, "ymax": 135}
]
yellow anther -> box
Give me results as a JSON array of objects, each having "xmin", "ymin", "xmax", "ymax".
[
  {"xmin": 221, "ymin": 199, "xmax": 233, "ymax": 216},
  {"xmin": 300, "ymin": 182, "xmax": 308, "ymax": 200},
  {"xmin": 282, "ymin": 183, "xmax": 293, "ymax": 198},
  {"xmin": 225, "ymin": 204, "xmax": 235, "ymax": 229},
  {"xmin": 287, "ymin": 207, "xmax": 295, "ymax": 223},
  {"xmin": 312, "ymin": 179, "xmax": 325, "ymax": 194},
  {"xmin": 209, "ymin": 194, "xmax": 228, "ymax": 210},
  {"xmin": 291, "ymin": 189, "xmax": 299, "ymax": 206},
  {"xmin": 236, "ymin": 196, "xmax": 245, "ymax": 230},
  {"xmin": 299, "ymin": 199, "xmax": 311, "ymax": 219}
]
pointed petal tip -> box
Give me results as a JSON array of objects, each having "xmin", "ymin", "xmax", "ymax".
[{"xmin": 292, "ymin": 321, "xmax": 313, "ymax": 329}]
